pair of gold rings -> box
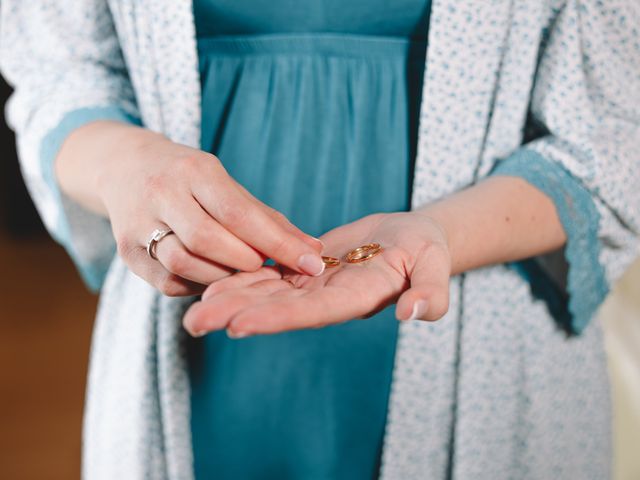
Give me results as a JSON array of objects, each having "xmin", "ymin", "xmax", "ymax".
[{"xmin": 321, "ymin": 242, "xmax": 383, "ymax": 268}]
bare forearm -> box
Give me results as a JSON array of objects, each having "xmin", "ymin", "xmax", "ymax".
[
  {"xmin": 417, "ymin": 175, "xmax": 567, "ymax": 276},
  {"xmin": 54, "ymin": 121, "xmax": 168, "ymax": 217}
]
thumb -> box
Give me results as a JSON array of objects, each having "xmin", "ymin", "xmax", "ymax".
[{"xmin": 395, "ymin": 243, "xmax": 451, "ymax": 321}]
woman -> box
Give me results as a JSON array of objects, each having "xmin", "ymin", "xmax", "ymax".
[{"xmin": 1, "ymin": 0, "xmax": 639, "ymax": 479}]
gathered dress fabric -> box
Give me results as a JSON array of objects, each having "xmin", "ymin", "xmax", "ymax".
[{"xmin": 189, "ymin": 1, "xmax": 431, "ymax": 478}]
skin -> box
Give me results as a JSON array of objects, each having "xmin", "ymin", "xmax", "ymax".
[
  {"xmin": 55, "ymin": 121, "xmax": 566, "ymax": 337},
  {"xmin": 55, "ymin": 121, "xmax": 325, "ymax": 296},
  {"xmin": 182, "ymin": 175, "xmax": 567, "ymax": 337}
]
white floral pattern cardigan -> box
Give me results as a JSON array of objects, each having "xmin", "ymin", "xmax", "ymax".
[{"xmin": 2, "ymin": 1, "xmax": 639, "ymax": 478}]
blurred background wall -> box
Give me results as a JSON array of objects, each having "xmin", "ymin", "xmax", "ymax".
[
  {"xmin": 0, "ymin": 76, "xmax": 99, "ymax": 480},
  {"xmin": 0, "ymin": 75, "xmax": 638, "ymax": 479}
]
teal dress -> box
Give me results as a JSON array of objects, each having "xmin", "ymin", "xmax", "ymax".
[{"xmin": 188, "ymin": 1, "xmax": 431, "ymax": 478}]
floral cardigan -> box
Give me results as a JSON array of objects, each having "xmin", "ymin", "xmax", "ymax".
[{"xmin": 1, "ymin": 1, "xmax": 639, "ymax": 479}]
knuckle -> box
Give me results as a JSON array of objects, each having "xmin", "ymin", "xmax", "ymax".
[
  {"xmin": 164, "ymin": 248, "xmax": 189, "ymax": 274},
  {"xmin": 183, "ymin": 225, "xmax": 211, "ymax": 255},
  {"xmin": 217, "ymin": 200, "xmax": 249, "ymax": 228},
  {"xmin": 233, "ymin": 249, "xmax": 264, "ymax": 272},
  {"xmin": 205, "ymin": 152, "xmax": 224, "ymax": 170},
  {"xmin": 268, "ymin": 235, "xmax": 290, "ymax": 261},
  {"xmin": 205, "ymin": 157, "xmax": 229, "ymax": 182},
  {"xmin": 268, "ymin": 207, "xmax": 287, "ymax": 223},
  {"xmin": 176, "ymin": 154, "xmax": 201, "ymax": 175},
  {"xmin": 244, "ymin": 255, "xmax": 265, "ymax": 272},
  {"xmin": 271, "ymin": 209, "xmax": 296, "ymax": 230},
  {"xmin": 115, "ymin": 233, "xmax": 135, "ymax": 260},
  {"xmin": 156, "ymin": 274, "xmax": 185, "ymax": 297},
  {"xmin": 142, "ymin": 173, "xmax": 171, "ymax": 200},
  {"xmin": 181, "ymin": 152, "xmax": 223, "ymax": 179}
]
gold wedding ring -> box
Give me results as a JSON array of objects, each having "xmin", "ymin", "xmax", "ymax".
[
  {"xmin": 322, "ymin": 256, "xmax": 341, "ymax": 268},
  {"xmin": 345, "ymin": 243, "xmax": 383, "ymax": 263}
]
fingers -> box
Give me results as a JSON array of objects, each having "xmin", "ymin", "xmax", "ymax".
[
  {"xmin": 260, "ymin": 203, "xmax": 324, "ymax": 252},
  {"xmin": 185, "ymin": 240, "xmax": 405, "ymax": 336},
  {"xmin": 183, "ymin": 278, "xmax": 301, "ymax": 335},
  {"xmin": 225, "ymin": 285, "xmax": 370, "ymax": 336},
  {"xmin": 395, "ymin": 243, "xmax": 451, "ymax": 321},
  {"xmin": 162, "ymin": 197, "xmax": 265, "ymax": 271},
  {"xmin": 194, "ymin": 173, "xmax": 326, "ymax": 276},
  {"xmin": 120, "ymin": 242, "xmax": 207, "ymax": 297},
  {"xmin": 231, "ymin": 179, "xmax": 324, "ymax": 253},
  {"xmin": 202, "ymin": 265, "xmax": 282, "ymax": 301},
  {"xmin": 154, "ymin": 233, "xmax": 236, "ymax": 285},
  {"xmin": 115, "ymin": 219, "xmax": 229, "ymax": 296},
  {"xmin": 183, "ymin": 264, "xmax": 375, "ymax": 337}
]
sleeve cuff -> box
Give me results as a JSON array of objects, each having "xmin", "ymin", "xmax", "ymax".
[
  {"xmin": 489, "ymin": 148, "xmax": 609, "ymax": 334},
  {"xmin": 40, "ymin": 106, "xmax": 141, "ymax": 291}
]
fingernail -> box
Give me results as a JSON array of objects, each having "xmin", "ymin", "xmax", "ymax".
[
  {"xmin": 313, "ymin": 237, "xmax": 325, "ymax": 249},
  {"xmin": 193, "ymin": 330, "xmax": 208, "ymax": 338},
  {"xmin": 297, "ymin": 253, "xmax": 325, "ymax": 276},
  {"xmin": 406, "ymin": 299, "xmax": 429, "ymax": 321},
  {"xmin": 226, "ymin": 329, "xmax": 248, "ymax": 339}
]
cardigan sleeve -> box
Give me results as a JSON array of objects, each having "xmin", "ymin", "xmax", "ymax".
[
  {"xmin": 489, "ymin": 0, "xmax": 640, "ymax": 334},
  {"xmin": 0, "ymin": 1, "xmax": 142, "ymax": 291}
]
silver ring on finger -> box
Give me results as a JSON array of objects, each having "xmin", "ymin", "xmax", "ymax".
[{"xmin": 146, "ymin": 228, "xmax": 174, "ymax": 260}]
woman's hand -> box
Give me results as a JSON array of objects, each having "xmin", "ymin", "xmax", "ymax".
[
  {"xmin": 180, "ymin": 174, "xmax": 569, "ymax": 334},
  {"xmin": 182, "ymin": 211, "xmax": 452, "ymax": 337},
  {"xmin": 56, "ymin": 121, "xmax": 325, "ymax": 296}
]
